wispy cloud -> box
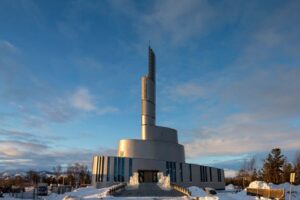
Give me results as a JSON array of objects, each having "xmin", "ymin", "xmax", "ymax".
[
  {"xmin": 96, "ymin": 106, "xmax": 119, "ymax": 115},
  {"xmin": 0, "ymin": 128, "xmax": 116, "ymax": 171},
  {"xmin": 38, "ymin": 98, "xmax": 76, "ymax": 123},
  {"xmin": 39, "ymin": 87, "xmax": 118, "ymax": 122},
  {"xmin": 166, "ymin": 82, "xmax": 206, "ymax": 101},
  {"xmin": 57, "ymin": 0, "xmax": 103, "ymax": 39},
  {"xmin": 0, "ymin": 40, "xmax": 118, "ymax": 125},
  {"xmin": 75, "ymin": 57, "xmax": 102, "ymax": 70},
  {"xmin": 179, "ymin": 0, "xmax": 300, "ymax": 169},
  {"xmin": 140, "ymin": 0, "xmax": 217, "ymax": 44},
  {"xmin": 185, "ymin": 113, "xmax": 300, "ymax": 157},
  {"xmin": 0, "ymin": 40, "xmax": 19, "ymax": 53},
  {"xmin": 70, "ymin": 87, "xmax": 96, "ymax": 111}
]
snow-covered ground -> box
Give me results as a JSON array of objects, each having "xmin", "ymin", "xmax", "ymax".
[{"xmin": 1, "ymin": 181, "xmax": 299, "ymax": 200}]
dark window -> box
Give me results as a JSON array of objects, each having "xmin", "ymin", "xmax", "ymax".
[
  {"xmin": 200, "ymin": 166, "xmax": 206, "ymax": 182},
  {"xmin": 200, "ymin": 166, "xmax": 202, "ymax": 182},
  {"xmin": 97, "ymin": 156, "xmax": 100, "ymax": 182},
  {"xmin": 129, "ymin": 158, "xmax": 133, "ymax": 178},
  {"xmin": 101, "ymin": 156, "xmax": 104, "ymax": 182},
  {"xmin": 166, "ymin": 161, "xmax": 177, "ymax": 182},
  {"xmin": 121, "ymin": 158, "xmax": 125, "ymax": 181},
  {"xmin": 107, "ymin": 157, "xmax": 110, "ymax": 182},
  {"xmin": 217, "ymin": 169, "xmax": 222, "ymax": 182},
  {"xmin": 117, "ymin": 157, "xmax": 121, "ymax": 182},
  {"xmin": 189, "ymin": 164, "xmax": 192, "ymax": 182},
  {"xmin": 180, "ymin": 163, "xmax": 183, "ymax": 182},
  {"xmin": 204, "ymin": 166, "xmax": 207, "ymax": 182},
  {"xmin": 114, "ymin": 157, "xmax": 117, "ymax": 182},
  {"xmin": 209, "ymin": 168, "xmax": 212, "ymax": 182},
  {"xmin": 166, "ymin": 161, "xmax": 170, "ymax": 176},
  {"xmin": 173, "ymin": 162, "xmax": 176, "ymax": 182},
  {"xmin": 170, "ymin": 162, "xmax": 173, "ymax": 181}
]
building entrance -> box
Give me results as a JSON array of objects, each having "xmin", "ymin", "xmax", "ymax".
[{"xmin": 138, "ymin": 170, "xmax": 158, "ymax": 183}]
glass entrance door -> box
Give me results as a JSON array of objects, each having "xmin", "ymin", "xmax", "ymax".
[{"xmin": 138, "ymin": 170, "xmax": 158, "ymax": 183}]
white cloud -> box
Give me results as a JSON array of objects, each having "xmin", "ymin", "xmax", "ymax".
[
  {"xmin": 184, "ymin": 113, "xmax": 300, "ymax": 158},
  {"xmin": 0, "ymin": 128, "xmax": 116, "ymax": 171},
  {"xmin": 96, "ymin": 106, "xmax": 119, "ymax": 115},
  {"xmin": 181, "ymin": 1, "xmax": 300, "ymax": 162},
  {"xmin": 170, "ymin": 82, "xmax": 206, "ymax": 100},
  {"xmin": 224, "ymin": 168, "xmax": 238, "ymax": 178},
  {"xmin": 142, "ymin": 0, "xmax": 216, "ymax": 44},
  {"xmin": 0, "ymin": 140, "xmax": 48, "ymax": 157},
  {"xmin": 39, "ymin": 97, "xmax": 75, "ymax": 123},
  {"xmin": 70, "ymin": 87, "xmax": 96, "ymax": 111},
  {"xmin": 75, "ymin": 57, "xmax": 102, "ymax": 69},
  {"xmin": 0, "ymin": 40, "xmax": 19, "ymax": 53}
]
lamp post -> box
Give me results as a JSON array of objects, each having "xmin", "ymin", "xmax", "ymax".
[{"xmin": 289, "ymin": 172, "xmax": 295, "ymax": 200}]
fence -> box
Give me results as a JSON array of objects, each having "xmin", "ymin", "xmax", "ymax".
[
  {"xmin": 10, "ymin": 189, "xmax": 40, "ymax": 200},
  {"xmin": 246, "ymin": 188, "xmax": 285, "ymax": 200},
  {"xmin": 170, "ymin": 183, "xmax": 191, "ymax": 196},
  {"xmin": 51, "ymin": 185, "xmax": 72, "ymax": 194}
]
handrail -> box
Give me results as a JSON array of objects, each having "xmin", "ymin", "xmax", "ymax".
[
  {"xmin": 170, "ymin": 183, "xmax": 191, "ymax": 196},
  {"xmin": 107, "ymin": 183, "xmax": 127, "ymax": 195}
]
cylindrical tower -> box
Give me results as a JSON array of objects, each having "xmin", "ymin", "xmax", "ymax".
[{"xmin": 141, "ymin": 47, "xmax": 156, "ymax": 139}]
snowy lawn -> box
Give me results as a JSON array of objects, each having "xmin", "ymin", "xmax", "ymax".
[{"xmin": 1, "ymin": 181, "xmax": 299, "ymax": 200}]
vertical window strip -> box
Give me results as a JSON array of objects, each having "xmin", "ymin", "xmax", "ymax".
[
  {"xmin": 171, "ymin": 162, "xmax": 173, "ymax": 182},
  {"xmin": 117, "ymin": 157, "xmax": 121, "ymax": 182},
  {"xmin": 166, "ymin": 161, "xmax": 169, "ymax": 176},
  {"xmin": 199, "ymin": 166, "xmax": 202, "ymax": 182},
  {"xmin": 170, "ymin": 162, "xmax": 173, "ymax": 182},
  {"xmin": 173, "ymin": 162, "xmax": 176, "ymax": 182},
  {"xmin": 107, "ymin": 157, "xmax": 110, "ymax": 182},
  {"xmin": 189, "ymin": 164, "xmax": 192, "ymax": 182},
  {"xmin": 209, "ymin": 168, "xmax": 212, "ymax": 182},
  {"xmin": 96, "ymin": 156, "xmax": 100, "ymax": 182},
  {"xmin": 99, "ymin": 156, "xmax": 102, "ymax": 182},
  {"xmin": 204, "ymin": 167, "xmax": 207, "ymax": 182},
  {"xmin": 200, "ymin": 166, "xmax": 203, "ymax": 182},
  {"xmin": 121, "ymin": 158, "xmax": 125, "ymax": 182},
  {"xmin": 129, "ymin": 158, "xmax": 132, "ymax": 178},
  {"xmin": 217, "ymin": 169, "xmax": 222, "ymax": 182},
  {"xmin": 114, "ymin": 157, "xmax": 117, "ymax": 182},
  {"xmin": 101, "ymin": 156, "xmax": 104, "ymax": 182},
  {"xmin": 206, "ymin": 167, "xmax": 208, "ymax": 181},
  {"xmin": 180, "ymin": 163, "xmax": 183, "ymax": 182}
]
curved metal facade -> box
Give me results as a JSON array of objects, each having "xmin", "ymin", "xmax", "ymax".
[{"xmin": 118, "ymin": 139, "xmax": 185, "ymax": 162}]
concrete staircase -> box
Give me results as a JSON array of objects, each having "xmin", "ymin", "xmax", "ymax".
[{"xmin": 113, "ymin": 183, "xmax": 185, "ymax": 197}]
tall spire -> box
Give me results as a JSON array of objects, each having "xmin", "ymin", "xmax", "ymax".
[
  {"xmin": 148, "ymin": 46, "xmax": 155, "ymax": 82},
  {"xmin": 141, "ymin": 47, "xmax": 156, "ymax": 139}
]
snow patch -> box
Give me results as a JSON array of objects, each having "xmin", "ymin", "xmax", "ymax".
[
  {"xmin": 188, "ymin": 186, "xmax": 219, "ymax": 200},
  {"xmin": 225, "ymin": 184, "xmax": 235, "ymax": 190},
  {"xmin": 157, "ymin": 172, "xmax": 171, "ymax": 191},
  {"xmin": 127, "ymin": 172, "xmax": 139, "ymax": 190},
  {"xmin": 248, "ymin": 181, "xmax": 270, "ymax": 189}
]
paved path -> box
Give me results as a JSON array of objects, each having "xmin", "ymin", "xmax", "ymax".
[{"xmin": 113, "ymin": 183, "xmax": 185, "ymax": 197}]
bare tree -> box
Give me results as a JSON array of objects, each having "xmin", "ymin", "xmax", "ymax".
[{"xmin": 53, "ymin": 165, "xmax": 62, "ymax": 179}]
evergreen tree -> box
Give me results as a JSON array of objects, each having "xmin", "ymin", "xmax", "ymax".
[
  {"xmin": 262, "ymin": 148, "xmax": 285, "ymax": 184},
  {"xmin": 257, "ymin": 169, "xmax": 263, "ymax": 181},
  {"xmin": 282, "ymin": 162, "xmax": 293, "ymax": 183},
  {"xmin": 251, "ymin": 168, "xmax": 258, "ymax": 181},
  {"xmin": 294, "ymin": 152, "xmax": 300, "ymax": 184}
]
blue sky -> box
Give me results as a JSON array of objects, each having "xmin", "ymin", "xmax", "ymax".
[{"xmin": 0, "ymin": 0, "xmax": 300, "ymax": 176}]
